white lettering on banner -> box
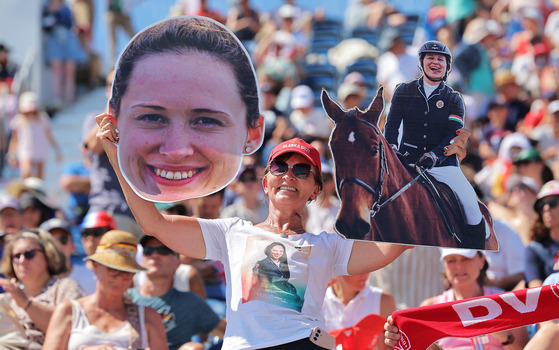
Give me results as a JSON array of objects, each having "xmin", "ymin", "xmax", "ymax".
[
  {"xmin": 453, "ymin": 287, "xmax": 544, "ymax": 327},
  {"xmin": 452, "ymin": 298, "xmax": 502, "ymax": 327},
  {"xmin": 395, "ymin": 330, "xmax": 411, "ymax": 350},
  {"xmin": 499, "ymin": 287, "xmax": 541, "ymax": 314},
  {"xmin": 551, "ymin": 283, "xmax": 559, "ymax": 299}
]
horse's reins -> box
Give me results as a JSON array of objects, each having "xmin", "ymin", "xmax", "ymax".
[{"xmin": 337, "ymin": 119, "xmax": 427, "ymax": 218}]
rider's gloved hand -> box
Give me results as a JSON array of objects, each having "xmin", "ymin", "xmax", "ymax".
[{"xmin": 416, "ymin": 151, "xmax": 437, "ymax": 170}]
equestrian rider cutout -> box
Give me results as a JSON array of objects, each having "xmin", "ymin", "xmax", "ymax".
[{"xmin": 384, "ymin": 40, "xmax": 487, "ymax": 249}]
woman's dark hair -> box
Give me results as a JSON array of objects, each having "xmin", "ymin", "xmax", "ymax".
[
  {"xmin": 19, "ymin": 192, "xmax": 56, "ymax": 226},
  {"xmin": 542, "ymin": 165, "xmax": 554, "ymax": 185},
  {"xmin": 262, "ymin": 153, "xmax": 324, "ymax": 196},
  {"xmin": 443, "ymin": 252, "xmax": 488, "ymax": 289},
  {"xmin": 529, "ymin": 213, "xmax": 550, "ymax": 243},
  {"xmin": 110, "ymin": 16, "xmax": 260, "ymax": 129},
  {"xmin": 264, "ymin": 242, "xmax": 287, "ymax": 263}
]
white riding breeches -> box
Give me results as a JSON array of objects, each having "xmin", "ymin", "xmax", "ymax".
[{"xmin": 427, "ymin": 166, "xmax": 482, "ymax": 225}]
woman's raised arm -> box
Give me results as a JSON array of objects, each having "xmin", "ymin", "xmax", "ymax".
[
  {"xmin": 347, "ymin": 241, "xmax": 410, "ymax": 276},
  {"xmin": 43, "ymin": 300, "xmax": 73, "ymax": 349}
]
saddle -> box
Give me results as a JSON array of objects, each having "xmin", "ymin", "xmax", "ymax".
[{"xmin": 403, "ymin": 163, "xmax": 467, "ymax": 243}]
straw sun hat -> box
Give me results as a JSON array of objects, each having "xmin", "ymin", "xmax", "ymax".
[{"xmin": 84, "ymin": 230, "xmax": 145, "ymax": 273}]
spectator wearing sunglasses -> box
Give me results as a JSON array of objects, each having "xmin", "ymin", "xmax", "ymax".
[
  {"xmin": 40, "ymin": 218, "xmax": 93, "ymax": 294},
  {"xmin": 129, "ymin": 236, "xmax": 226, "ymax": 350},
  {"xmin": 525, "ymin": 180, "xmax": 559, "ymax": 288},
  {"xmin": 40, "ymin": 218, "xmax": 75, "ymax": 268},
  {"xmin": 80, "ymin": 210, "xmax": 117, "ymax": 256},
  {"xmin": 152, "ymin": 203, "xmax": 206, "ymax": 300},
  {"xmin": 78, "ymin": 210, "xmax": 117, "ymax": 294},
  {"xmin": 0, "ymin": 229, "xmax": 84, "ymax": 349},
  {"xmin": 43, "ymin": 230, "xmax": 168, "ymax": 350}
]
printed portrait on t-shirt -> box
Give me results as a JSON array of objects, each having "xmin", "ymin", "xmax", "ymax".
[{"xmin": 241, "ymin": 236, "xmax": 310, "ymax": 312}]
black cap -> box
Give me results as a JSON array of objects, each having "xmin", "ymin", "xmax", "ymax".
[{"xmin": 418, "ymin": 40, "xmax": 453, "ymax": 62}]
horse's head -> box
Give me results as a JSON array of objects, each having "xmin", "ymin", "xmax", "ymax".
[{"xmin": 322, "ymin": 87, "xmax": 386, "ymax": 240}]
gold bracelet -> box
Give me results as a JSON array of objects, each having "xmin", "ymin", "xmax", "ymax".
[{"xmin": 24, "ymin": 299, "xmax": 32, "ymax": 311}]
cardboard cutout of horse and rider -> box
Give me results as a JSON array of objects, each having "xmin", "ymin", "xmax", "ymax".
[{"xmin": 323, "ymin": 87, "xmax": 498, "ymax": 251}]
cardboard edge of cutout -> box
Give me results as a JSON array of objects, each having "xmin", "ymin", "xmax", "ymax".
[
  {"xmin": 323, "ymin": 86, "xmax": 499, "ymax": 251},
  {"xmin": 110, "ymin": 15, "xmax": 264, "ymax": 203}
]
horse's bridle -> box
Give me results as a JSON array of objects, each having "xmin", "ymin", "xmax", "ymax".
[{"xmin": 337, "ymin": 119, "xmax": 426, "ymax": 217}]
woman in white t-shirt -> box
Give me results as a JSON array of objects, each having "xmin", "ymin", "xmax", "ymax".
[{"xmin": 97, "ymin": 126, "xmax": 409, "ymax": 349}]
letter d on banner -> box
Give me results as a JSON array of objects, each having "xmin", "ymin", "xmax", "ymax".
[{"xmin": 452, "ymin": 298, "xmax": 502, "ymax": 327}]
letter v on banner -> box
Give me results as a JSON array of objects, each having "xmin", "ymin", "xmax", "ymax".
[
  {"xmin": 499, "ymin": 287, "xmax": 541, "ymax": 314},
  {"xmin": 452, "ymin": 298, "xmax": 502, "ymax": 327},
  {"xmin": 392, "ymin": 285, "xmax": 559, "ymax": 350}
]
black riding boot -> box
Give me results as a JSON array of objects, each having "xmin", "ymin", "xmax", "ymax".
[{"xmin": 464, "ymin": 219, "xmax": 487, "ymax": 250}]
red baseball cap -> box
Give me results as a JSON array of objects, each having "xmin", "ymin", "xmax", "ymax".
[
  {"xmin": 81, "ymin": 211, "xmax": 117, "ymax": 230},
  {"xmin": 268, "ymin": 138, "xmax": 322, "ymax": 173}
]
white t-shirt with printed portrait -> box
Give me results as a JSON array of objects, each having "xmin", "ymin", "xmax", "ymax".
[{"xmin": 198, "ymin": 217, "xmax": 354, "ymax": 349}]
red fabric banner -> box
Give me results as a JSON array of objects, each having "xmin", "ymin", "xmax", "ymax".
[
  {"xmin": 329, "ymin": 314, "xmax": 386, "ymax": 349},
  {"xmin": 392, "ymin": 284, "xmax": 559, "ymax": 350}
]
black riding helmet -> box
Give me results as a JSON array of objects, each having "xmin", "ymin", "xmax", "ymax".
[{"xmin": 418, "ymin": 40, "xmax": 452, "ymax": 82}]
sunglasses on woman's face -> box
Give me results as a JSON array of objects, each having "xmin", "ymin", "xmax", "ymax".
[
  {"xmin": 270, "ymin": 160, "xmax": 312, "ymax": 179},
  {"xmin": 57, "ymin": 235, "xmax": 70, "ymax": 245},
  {"xmin": 81, "ymin": 227, "xmax": 110, "ymax": 238},
  {"xmin": 143, "ymin": 246, "xmax": 175, "ymax": 256},
  {"xmin": 536, "ymin": 197, "xmax": 559, "ymax": 213},
  {"xmin": 11, "ymin": 249, "xmax": 43, "ymax": 262}
]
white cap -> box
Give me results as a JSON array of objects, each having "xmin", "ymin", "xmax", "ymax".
[
  {"xmin": 549, "ymin": 100, "xmax": 559, "ymax": 115},
  {"xmin": 338, "ymin": 82, "xmax": 365, "ymax": 101},
  {"xmin": 273, "ymin": 31, "xmax": 295, "ymax": 47},
  {"xmin": 279, "ymin": 4, "xmax": 296, "ymax": 18},
  {"xmin": 506, "ymin": 174, "xmax": 540, "ymax": 193},
  {"xmin": 440, "ymin": 248, "xmax": 480, "ymax": 261},
  {"xmin": 290, "ymin": 85, "xmax": 314, "ymax": 109},
  {"xmin": 343, "ymin": 72, "xmax": 365, "ymax": 85},
  {"xmin": 19, "ymin": 91, "xmax": 39, "ymax": 113},
  {"xmin": 464, "ymin": 18, "xmax": 502, "ymax": 44}
]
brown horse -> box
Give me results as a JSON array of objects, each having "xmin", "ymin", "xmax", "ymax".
[{"xmin": 323, "ymin": 88, "xmax": 498, "ymax": 250}]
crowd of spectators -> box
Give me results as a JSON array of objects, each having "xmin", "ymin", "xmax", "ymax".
[{"xmin": 0, "ymin": 0, "xmax": 559, "ymax": 348}]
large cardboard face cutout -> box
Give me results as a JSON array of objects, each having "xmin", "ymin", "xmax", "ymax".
[
  {"xmin": 111, "ymin": 16, "xmax": 264, "ymax": 202},
  {"xmin": 323, "ymin": 88, "xmax": 498, "ymax": 250}
]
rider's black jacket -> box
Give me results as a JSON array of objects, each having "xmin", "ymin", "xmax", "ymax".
[{"xmin": 384, "ymin": 77, "xmax": 464, "ymax": 167}]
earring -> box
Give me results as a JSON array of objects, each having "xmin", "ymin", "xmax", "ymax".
[{"xmin": 245, "ymin": 146, "xmax": 251, "ymax": 153}]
